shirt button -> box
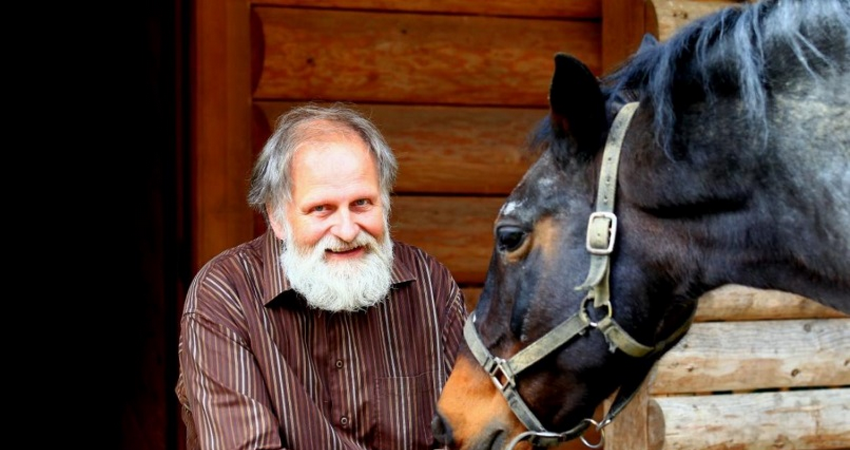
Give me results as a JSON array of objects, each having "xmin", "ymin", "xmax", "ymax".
[
  {"xmin": 335, "ymin": 360, "xmax": 343, "ymax": 368},
  {"xmin": 340, "ymin": 416, "xmax": 349, "ymax": 427}
]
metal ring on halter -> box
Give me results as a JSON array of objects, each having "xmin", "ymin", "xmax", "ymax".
[
  {"xmin": 580, "ymin": 418, "xmax": 605, "ymax": 449},
  {"xmin": 505, "ymin": 430, "xmax": 567, "ymax": 449},
  {"xmin": 579, "ymin": 296, "xmax": 612, "ymax": 328},
  {"xmin": 505, "ymin": 430, "xmax": 545, "ymax": 450}
]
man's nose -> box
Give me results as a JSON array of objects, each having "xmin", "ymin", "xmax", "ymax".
[{"xmin": 332, "ymin": 210, "xmax": 360, "ymax": 242}]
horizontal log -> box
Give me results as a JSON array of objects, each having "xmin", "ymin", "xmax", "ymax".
[
  {"xmin": 253, "ymin": 7, "xmax": 600, "ymax": 105},
  {"xmin": 252, "ymin": 0, "xmax": 601, "ymax": 19},
  {"xmin": 653, "ymin": 387, "xmax": 850, "ymax": 450},
  {"xmin": 695, "ymin": 284, "xmax": 847, "ymax": 321},
  {"xmin": 255, "ymin": 102, "xmax": 544, "ymax": 195},
  {"xmin": 651, "ymin": 319, "xmax": 850, "ymax": 394},
  {"xmin": 391, "ymin": 195, "xmax": 500, "ymax": 285}
]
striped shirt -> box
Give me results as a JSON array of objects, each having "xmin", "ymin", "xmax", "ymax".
[{"xmin": 176, "ymin": 231, "xmax": 467, "ymax": 450}]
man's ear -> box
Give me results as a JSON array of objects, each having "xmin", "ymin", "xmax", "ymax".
[{"xmin": 267, "ymin": 205, "xmax": 286, "ymax": 240}]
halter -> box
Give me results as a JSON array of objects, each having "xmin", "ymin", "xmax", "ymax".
[{"xmin": 464, "ymin": 102, "xmax": 696, "ymax": 449}]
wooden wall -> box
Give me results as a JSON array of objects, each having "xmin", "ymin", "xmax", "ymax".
[
  {"xmin": 188, "ymin": 2, "xmax": 849, "ymax": 450},
  {"xmin": 188, "ymin": 2, "xmax": 649, "ymax": 449},
  {"xmin": 604, "ymin": 286, "xmax": 849, "ymax": 450},
  {"xmin": 191, "ymin": 0, "xmax": 650, "ymax": 310}
]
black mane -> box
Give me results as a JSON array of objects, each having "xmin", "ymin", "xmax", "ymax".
[{"xmin": 602, "ymin": 0, "xmax": 850, "ymax": 155}]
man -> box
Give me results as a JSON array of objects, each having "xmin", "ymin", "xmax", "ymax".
[{"xmin": 176, "ymin": 103, "xmax": 468, "ymax": 450}]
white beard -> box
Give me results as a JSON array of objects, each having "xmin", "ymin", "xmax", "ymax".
[{"xmin": 280, "ymin": 225, "xmax": 394, "ymax": 312}]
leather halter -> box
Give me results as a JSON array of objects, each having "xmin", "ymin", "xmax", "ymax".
[{"xmin": 464, "ymin": 102, "xmax": 696, "ymax": 449}]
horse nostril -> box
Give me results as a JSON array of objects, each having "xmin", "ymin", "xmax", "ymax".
[{"xmin": 431, "ymin": 413, "xmax": 453, "ymax": 446}]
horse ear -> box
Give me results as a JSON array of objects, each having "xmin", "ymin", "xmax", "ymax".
[{"xmin": 549, "ymin": 53, "xmax": 606, "ymax": 155}]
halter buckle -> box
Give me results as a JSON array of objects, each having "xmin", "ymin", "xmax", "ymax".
[
  {"xmin": 585, "ymin": 212, "xmax": 617, "ymax": 255},
  {"xmin": 486, "ymin": 357, "xmax": 516, "ymax": 391}
]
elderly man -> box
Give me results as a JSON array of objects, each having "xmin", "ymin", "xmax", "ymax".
[{"xmin": 176, "ymin": 103, "xmax": 467, "ymax": 450}]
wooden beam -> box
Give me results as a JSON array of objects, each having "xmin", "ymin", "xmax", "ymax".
[
  {"xmin": 251, "ymin": 0, "xmax": 601, "ymax": 19},
  {"xmin": 192, "ymin": 0, "xmax": 255, "ymax": 270},
  {"xmin": 601, "ymin": 0, "xmax": 647, "ymax": 73},
  {"xmin": 652, "ymin": 319, "xmax": 850, "ymax": 394},
  {"xmin": 695, "ymin": 284, "xmax": 848, "ymax": 321},
  {"xmin": 655, "ymin": 388, "xmax": 850, "ymax": 450},
  {"xmin": 254, "ymin": 7, "xmax": 601, "ymax": 104}
]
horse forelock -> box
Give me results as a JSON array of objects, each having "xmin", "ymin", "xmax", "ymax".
[{"xmin": 604, "ymin": 0, "xmax": 850, "ymax": 157}]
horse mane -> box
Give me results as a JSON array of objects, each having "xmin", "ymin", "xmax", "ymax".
[{"xmin": 601, "ymin": 0, "xmax": 850, "ymax": 157}]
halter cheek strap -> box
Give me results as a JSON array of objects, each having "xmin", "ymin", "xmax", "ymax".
[
  {"xmin": 576, "ymin": 101, "xmax": 636, "ymax": 298},
  {"xmin": 464, "ymin": 315, "xmax": 594, "ymax": 447}
]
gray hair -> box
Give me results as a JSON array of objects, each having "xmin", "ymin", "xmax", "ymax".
[{"xmin": 247, "ymin": 103, "xmax": 398, "ymax": 223}]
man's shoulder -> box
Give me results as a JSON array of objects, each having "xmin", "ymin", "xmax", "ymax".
[{"xmin": 184, "ymin": 233, "xmax": 278, "ymax": 315}]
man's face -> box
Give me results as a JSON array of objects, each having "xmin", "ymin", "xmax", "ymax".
[{"xmin": 268, "ymin": 130, "xmax": 394, "ymax": 311}]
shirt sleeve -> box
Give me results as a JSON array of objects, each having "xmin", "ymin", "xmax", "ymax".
[
  {"xmin": 438, "ymin": 265, "xmax": 469, "ymax": 378},
  {"xmin": 178, "ymin": 265, "xmax": 287, "ymax": 450}
]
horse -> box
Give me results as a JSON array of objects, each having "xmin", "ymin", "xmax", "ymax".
[{"xmin": 431, "ymin": 1, "xmax": 850, "ymax": 449}]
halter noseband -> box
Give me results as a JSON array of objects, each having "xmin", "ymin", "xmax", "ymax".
[{"xmin": 464, "ymin": 102, "xmax": 695, "ymax": 449}]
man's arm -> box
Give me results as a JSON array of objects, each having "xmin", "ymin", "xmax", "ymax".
[{"xmin": 178, "ymin": 273, "xmax": 286, "ymax": 450}]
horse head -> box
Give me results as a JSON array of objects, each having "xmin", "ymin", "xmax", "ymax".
[
  {"xmin": 432, "ymin": 53, "xmax": 699, "ymax": 450},
  {"xmin": 433, "ymin": 2, "xmax": 850, "ymax": 447}
]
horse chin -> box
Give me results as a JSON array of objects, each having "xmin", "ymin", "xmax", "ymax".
[
  {"xmin": 461, "ymin": 427, "xmax": 539, "ymax": 450},
  {"xmin": 464, "ymin": 428, "xmax": 508, "ymax": 450}
]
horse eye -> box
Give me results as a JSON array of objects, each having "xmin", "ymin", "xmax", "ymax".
[{"xmin": 496, "ymin": 226, "xmax": 527, "ymax": 252}]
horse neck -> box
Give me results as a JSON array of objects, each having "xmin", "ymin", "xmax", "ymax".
[{"xmin": 619, "ymin": 97, "xmax": 849, "ymax": 314}]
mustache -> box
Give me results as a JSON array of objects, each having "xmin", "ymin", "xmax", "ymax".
[{"xmin": 319, "ymin": 232, "xmax": 379, "ymax": 254}]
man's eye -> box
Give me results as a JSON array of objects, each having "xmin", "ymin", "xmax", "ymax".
[
  {"xmin": 353, "ymin": 199, "xmax": 369, "ymax": 207},
  {"xmin": 312, "ymin": 205, "xmax": 327, "ymax": 213}
]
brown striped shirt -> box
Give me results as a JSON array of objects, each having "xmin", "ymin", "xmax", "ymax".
[{"xmin": 176, "ymin": 231, "xmax": 467, "ymax": 450}]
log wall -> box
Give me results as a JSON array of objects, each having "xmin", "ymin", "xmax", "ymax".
[
  {"xmin": 190, "ymin": 1, "xmax": 646, "ymax": 449},
  {"xmin": 193, "ymin": 0, "xmax": 651, "ymax": 304},
  {"xmin": 190, "ymin": 1, "xmax": 848, "ymax": 449}
]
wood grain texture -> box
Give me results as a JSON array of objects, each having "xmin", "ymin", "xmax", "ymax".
[
  {"xmin": 651, "ymin": 319, "xmax": 850, "ymax": 394},
  {"xmin": 252, "ymin": 7, "xmax": 600, "ymax": 105},
  {"xmin": 390, "ymin": 195, "xmax": 502, "ymax": 284},
  {"xmin": 255, "ymin": 101, "xmax": 545, "ymax": 194},
  {"xmin": 602, "ymin": 0, "xmax": 648, "ymax": 73},
  {"xmin": 647, "ymin": 0, "xmax": 748, "ymax": 41},
  {"xmin": 602, "ymin": 382, "xmax": 655, "ymax": 450},
  {"xmin": 193, "ymin": 0, "xmax": 256, "ymax": 270},
  {"xmin": 695, "ymin": 284, "xmax": 848, "ymax": 322},
  {"xmin": 251, "ymin": 0, "xmax": 601, "ymax": 19},
  {"xmin": 654, "ymin": 388, "xmax": 850, "ymax": 450}
]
